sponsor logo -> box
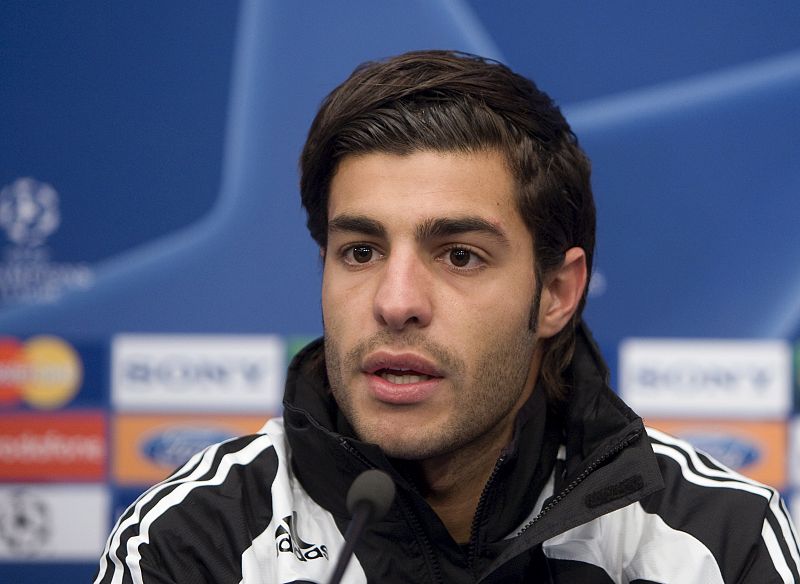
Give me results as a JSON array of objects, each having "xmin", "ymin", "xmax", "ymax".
[
  {"xmin": 0, "ymin": 484, "xmax": 109, "ymax": 560},
  {"xmin": 142, "ymin": 427, "xmax": 236, "ymax": 468},
  {"xmin": 0, "ymin": 336, "xmax": 83, "ymax": 410},
  {"xmin": 112, "ymin": 335, "xmax": 285, "ymax": 412},
  {"xmin": 0, "ymin": 413, "xmax": 106, "ymax": 481},
  {"xmin": 647, "ymin": 419, "xmax": 787, "ymax": 489},
  {"xmin": 620, "ymin": 339, "xmax": 791, "ymax": 418},
  {"xmin": 275, "ymin": 512, "xmax": 328, "ymax": 561},
  {"xmin": 113, "ymin": 414, "xmax": 268, "ymax": 485},
  {"xmin": 0, "ymin": 489, "xmax": 50, "ymax": 556},
  {"xmin": 0, "ymin": 178, "xmax": 59, "ymax": 246},
  {"xmin": 679, "ymin": 433, "xmax": 759, "ymax": 470},
  {"xmin": 0, "ymin": 177, "xmax": 93, "ymax": 306}
]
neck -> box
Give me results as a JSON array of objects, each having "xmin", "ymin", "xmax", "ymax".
[
  {"xmin": 415, "ymin": 355, "xmax": 542, "ymax": 543},
  {"xmin": 418, "ymin": 419, "xmax": 514, "ymax": 544}
]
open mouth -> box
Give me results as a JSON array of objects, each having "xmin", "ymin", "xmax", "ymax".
[
  {"xmin": 376, "ymin": 368, "xmax": 434, "ymax": 385},
  {"xmin": 363, "ymin": 353, "xmax": 443, "ymax": 404},
  {"xmin": 362, "ymin": 352, "xmax": 444, "ymax": 403}
]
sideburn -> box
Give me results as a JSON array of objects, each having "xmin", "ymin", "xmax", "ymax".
[{"xmin": 527, "ymin": 269, "xmax": 543, "ymax": 333}]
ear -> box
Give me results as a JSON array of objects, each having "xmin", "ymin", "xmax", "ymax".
[{"xmin": 536, "ymin": 247, "xmax": 588, "ymax": 339}]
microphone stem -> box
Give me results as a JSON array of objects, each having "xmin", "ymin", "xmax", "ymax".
[{"xmin": 327, "ymin": 502, "xmax": 371, "ymax": 584}]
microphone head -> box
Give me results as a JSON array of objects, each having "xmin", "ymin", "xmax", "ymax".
[{"xmin": 346, "ymin": 469, "xmax": 396, "ymax": 522}]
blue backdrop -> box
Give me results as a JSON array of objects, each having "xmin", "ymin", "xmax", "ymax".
[{"xmin": 1, "ymin": 1, "xmax": 798, "ymax": 581}]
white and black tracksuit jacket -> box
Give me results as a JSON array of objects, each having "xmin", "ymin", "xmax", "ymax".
[{"xmin": 96, "ymin": 324, "xmax": 800, "ymax": 583}]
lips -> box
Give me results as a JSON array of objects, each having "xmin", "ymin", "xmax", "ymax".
[
  {"xmin": 361, "ymin": 352, "xmax": 443, "ymax": 404},
  {"xmin": 378, "ymin": 371, "xmax": 432, "ymax": 385}
]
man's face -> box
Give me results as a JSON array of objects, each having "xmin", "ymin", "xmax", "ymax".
[{"xmin": 322, "ymin": 150, "xmax": 541, "ymax": 460}]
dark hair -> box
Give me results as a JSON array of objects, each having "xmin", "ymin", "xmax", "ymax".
[{"xmin": 300, "ymin": 50, "xmax": 595, "ymax": 402}]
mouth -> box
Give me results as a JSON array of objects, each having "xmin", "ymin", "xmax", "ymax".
[
  {"xmin": 362, "ymin": 352, "xmax": 443, "ymax": 404},
  {"xmin": 363, "ymin": 351, "xmax": 442, "ymax": 379},
  {"xmin": 375, "ymin": 368, "xmax": 435, "ymax": 385}
]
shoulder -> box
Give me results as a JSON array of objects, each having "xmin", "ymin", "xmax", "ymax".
[
  {"xmin": 641, "ymin": 426, "xmax": 800, "ymax": 582},
  {"xmin": 644, "ymin": 426, "xmax": 782, "ymax": 520},
  {"xmin": 95, "ymin": 419, "xmax": 289, "ymax": 583},
  {"xmin": 545, "ymin": 427, "xmax": 799, "ymax": 582}
]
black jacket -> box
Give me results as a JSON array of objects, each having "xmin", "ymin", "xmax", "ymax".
[{"xmin": 96, "ymin": 324, "xmax": 800, "ymax": 583}]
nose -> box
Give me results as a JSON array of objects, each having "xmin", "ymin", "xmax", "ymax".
[{"xmin": 373, "ymin": 249, "xmax": 433, "ymax": 331}]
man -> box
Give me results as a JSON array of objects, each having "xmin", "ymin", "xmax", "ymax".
[{"xmin": 96, "ymin": 50, "xmax": 799, "ymax": 583}]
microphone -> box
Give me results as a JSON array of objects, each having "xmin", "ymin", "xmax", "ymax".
[{"xmin": 326, "ymin": 469, "xmax": 396, "ymax": 584}]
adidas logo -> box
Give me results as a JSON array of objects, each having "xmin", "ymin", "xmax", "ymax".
[{"xmin": 275, "ymin": 512, "xmax": 329, "ymax": 561}]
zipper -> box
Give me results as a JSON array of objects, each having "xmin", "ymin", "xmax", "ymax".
[
  {"xmin": 467, "ymin": 454, "xmax": 507, "ymax": 570},
  {"xmin": 400, "ymin": 494, "xmax": 444, "ymax": 584},
  {"xmin": 338, "ymin": 438, "xmax": 444, "ymax": 583},
  {"xmin": 338, "ymin": 437, "xmax": 374, "ymax": 470},
  {"xmin": 515, "ymin": 428, "xmax": 642, "ymax": 537}
]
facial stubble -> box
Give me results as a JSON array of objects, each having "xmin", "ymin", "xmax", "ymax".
[{"xmin": 324, "ymin": 298, "xmax": 539, "ymax": 461}]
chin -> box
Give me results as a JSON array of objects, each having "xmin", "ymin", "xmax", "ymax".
[
  {"xmin": 377, "ymin": 441, "xmax": 433, "ymax": 461},
  {"xmin": 361, "ymin": 426, "xmax": 457, "ymax": 461},
  {"xmin": 353, "ymin": 422, "xmax": 419, "ymax": 457}
]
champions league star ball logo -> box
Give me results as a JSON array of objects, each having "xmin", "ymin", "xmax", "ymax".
[
  {"xmin": 0, "ymin": 177, "xmax": 93, "ymax": 306},
  {"xmin": 0, "ymin": 178, "xmax": 60, "ymax": 247},
  {"xmin": 0, "ymin": 489, "xmax": 51, "ymax": 556}
]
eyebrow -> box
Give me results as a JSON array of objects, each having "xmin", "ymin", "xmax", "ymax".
[
  {"xmin": 416, "ymin": 216, "xmax": 510, "ymax": 246},
  {"xmin": 328, "ymin": 215, "xmax": 386, "ymax": 238},
  {"xmin": 327, "ymin": 213, "xmax": 510, "ymax": 246}
]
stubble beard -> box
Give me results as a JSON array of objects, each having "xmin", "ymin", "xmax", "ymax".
[{"xmin": 324, "ymin": 321, "xmax": 538, "ymax": 461}]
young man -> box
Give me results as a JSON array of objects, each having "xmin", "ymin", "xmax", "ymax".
[{"xmin": 96, "ymin": 51, "xmax": 799, "ymax": 583}]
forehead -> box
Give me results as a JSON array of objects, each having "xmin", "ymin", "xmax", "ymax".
[{"xmin": 327, "ymin": 150, "xmax": 522, "ymax": 227}]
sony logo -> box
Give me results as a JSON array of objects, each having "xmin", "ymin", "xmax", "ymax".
[
  {"xmin": 619, "ymin": 338, "xmax": 791, "ymax": 418},
  {"xmin": 111, "ymin": 334, "xmax": 285, "ymax": 412},
  {"xmin": 632, "ymin": 363, "xmax": 773, "ymax": 392},
  {"xmin": 122, "ymin": 358, "xmax": 266, "ymax": 388}
]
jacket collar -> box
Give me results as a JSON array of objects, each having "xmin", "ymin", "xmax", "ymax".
[
  {"xmin": 482, "ymin": 323, "xmax": 664, "ymax": 576},
  {"xmin": 282, "ymin": 322, "xmax": 664, "ymax": 556},
  {"xmin": 282, "ymin": 338, "xmax": 405, "ymax": 518}
]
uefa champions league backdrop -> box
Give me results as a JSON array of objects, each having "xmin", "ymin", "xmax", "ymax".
[{"xmin": 1, "ymin": 1, "xmax": 799, "ymax": 581}]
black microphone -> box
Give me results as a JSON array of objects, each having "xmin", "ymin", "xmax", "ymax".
[{"xmin": 326, "ymin": 469, "xmax": 396, "ymax": 584}]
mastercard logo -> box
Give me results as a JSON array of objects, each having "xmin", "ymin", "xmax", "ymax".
[{"xmin": 0, "ymin": 336, "xmax": 83, "ymax": 409}]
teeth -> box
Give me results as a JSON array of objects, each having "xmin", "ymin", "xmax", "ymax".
[{"xmin": 380, "ymin": 372, "xmax": 431, "ymax": 384}]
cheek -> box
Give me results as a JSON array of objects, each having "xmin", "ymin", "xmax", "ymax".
[
  {"xmin": 322, "ymin": 271, "xmax": 367, "ymax": 332},
  {"xmin": 458, "ymin": 277, "xmax": 535, "ymax": 327},
  {"xmin": 443, "ymin": 298, "xmax": 529, "ymax": 367},
  {"xmin": 322, "ymin": 265, "xmax": 345, "ymax": 308}
]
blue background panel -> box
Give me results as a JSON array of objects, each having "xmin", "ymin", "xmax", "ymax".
[{"xmin": 1, "ymin": 1, "xmax": 798, "ymax": 582}]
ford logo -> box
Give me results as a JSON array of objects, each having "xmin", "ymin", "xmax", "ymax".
[
  {"xmin": 142, "ymin": 427, "xmax": 236, "ymax": 467},
  {"xmin": 683, "ymin": 433, "xmax": 760, "ymax": 470}
]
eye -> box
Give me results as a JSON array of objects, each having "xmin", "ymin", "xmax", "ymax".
[
  {"xmin": 342, "ymin": 244, "xmax": 381, "ymax": 266},
  {"xmin": 351, "ymin": 245, "xmax": 373, "ymax": 263},
  {"xmin": 440, "ymin": 246, "xmax": 485, "ymax": 272},
  {"xmin": 449, "ymin": 248, "xmax": 471, "ymax": 267}
]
